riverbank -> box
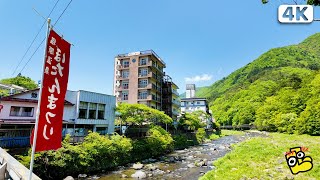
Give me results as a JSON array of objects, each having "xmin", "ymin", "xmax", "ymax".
[
  {"xmin": 200, "ymin": 132, "xmax": 320, "ymax": 180},
  {"xmin": 93, "ymin": 130, "xmax": 262, "ymax": 180}
]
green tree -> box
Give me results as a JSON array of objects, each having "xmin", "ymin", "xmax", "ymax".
[
  {"xmin": 116, "ymin": 103, "xmax": 173, "ymax": 125},
  {"xmin": 179, "ymin": 112, "xmax": 206, "ymax": 131},
  {"xmin": 0, "ymin": 75, "xmax": 37, "ymax": 90}
]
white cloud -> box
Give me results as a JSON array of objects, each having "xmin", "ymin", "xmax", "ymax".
[{"xmin": 185, "ymin": 74, "xmax": 213, "ymax": 83}]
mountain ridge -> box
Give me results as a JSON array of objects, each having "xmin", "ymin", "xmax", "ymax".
[{"xmin": 202, "ymin": 33, "xmax": 320, "ymax": 135}]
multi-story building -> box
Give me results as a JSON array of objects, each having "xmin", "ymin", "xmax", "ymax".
[
  {"xmin": 162, "ymin": 75, "xmax": 180, "ymax": 120},
  {"xmin": 180, "ymin": 84, "xmax": 213, "ymax": 129},
  {"xmin": 0, "ymin": 89, "xmax": 116, "ymax": 148},
  {"xmin": 113, "ymin": 50, "xmax": 179, "ymax": 119}
]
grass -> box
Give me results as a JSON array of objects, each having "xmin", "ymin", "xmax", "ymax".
[
  {"xmin": 209, "ymin": 130, "xmax": 245, "ymax": 140},
  {"xmin": 200, "ymin": 133, "xmax": 320, "ymax": 180}
]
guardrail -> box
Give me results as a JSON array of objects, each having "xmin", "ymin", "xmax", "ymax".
[{"xmin": 0, "ymin": 147, "xmax": 41, "ymax": 180}]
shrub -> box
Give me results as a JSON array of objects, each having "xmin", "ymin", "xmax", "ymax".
[
  {"xmin": 173, "ymin": 134, "xmax": 195, "ymax": 149},
  {"xmin": 146, "ymin": 126, "xmax": 174, "ymax": 156},
  {"xmin": 196, "ymin": 128, "xmax": 206, "ymax": 143}
]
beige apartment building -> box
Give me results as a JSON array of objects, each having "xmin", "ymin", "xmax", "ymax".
[{"xmin": 113, "ymin": 50, "xmax": 179, "ymax": 119}]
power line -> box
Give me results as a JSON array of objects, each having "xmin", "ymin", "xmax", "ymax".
[
  {"xmin": 53, "ymin": 0, "xmax": 73, "ymax": 27},
  {"xmin": 12, "ymin": 0, "xmax": 61, "ymax": 76},
  {"xmin": 18, "ymin": 0, "xmax": 73, "ymax": 74}
]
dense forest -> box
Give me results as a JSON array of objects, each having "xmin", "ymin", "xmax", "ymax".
[{"xmin": 194, "ymin": 33, "xmax": 320, "ymax": 135}]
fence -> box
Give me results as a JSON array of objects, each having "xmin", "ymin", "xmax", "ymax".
[{"xmin": 0, "ymin": 137, "xmax": 30, "ymax": 148}]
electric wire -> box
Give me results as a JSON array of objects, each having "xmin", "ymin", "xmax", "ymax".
[
  {"xmin": 12, "ymin": 0, "xmax": 61, "ymax": 76},
  {"xmin": 18, "ymin": 0, "xmax": 73, "ymax": 74}
]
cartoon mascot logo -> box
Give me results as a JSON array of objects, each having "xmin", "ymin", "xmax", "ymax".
[{"xmin": 285, "ymin": 147, "xmax": 313, "ymax": 175}]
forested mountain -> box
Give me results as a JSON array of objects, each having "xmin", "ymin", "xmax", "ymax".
[{"xmin": 200, "ymin": 33, "xmax": 320, "ymax": 135}]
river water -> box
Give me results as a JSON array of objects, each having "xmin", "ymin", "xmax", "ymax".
[{"xmin": 86, "ymin": 131, "xmax": 265, "ymax": 180}]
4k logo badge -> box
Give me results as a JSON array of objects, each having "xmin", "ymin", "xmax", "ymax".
[{"xmin": 278, "ymin": 5, "xmax": 313, "ymax": 23}]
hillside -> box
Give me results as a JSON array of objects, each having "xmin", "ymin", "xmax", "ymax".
[{"xmin": 203, "ymin": 33, "xmax": 320, "ymax": 135}]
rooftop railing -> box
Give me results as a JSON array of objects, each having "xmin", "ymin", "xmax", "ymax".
[{"xmin": 117, "ymin": 50, "xmax": 166, "ymax": 66}]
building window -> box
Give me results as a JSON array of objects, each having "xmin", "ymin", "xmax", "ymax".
[
  {"xmin": 139, "ymin": 58, "xmax": 147, "ymax": 66},
  {"xmin": 138, "ymin": 79, "xmax": 148, "ymax": 88},
  {"xmin": 79, "ymin": 102, "xmax": 88, "ymax": 119},
  {"xmin": 139, "ymin": 68, "xmax": 148, "ymax": 77},
  {"xmin": 122, "ymin": 81, "xmax": 129, "ymax": 89},
  {"xmin": 197, "ymin": 101, "xmax": 200, "ymax": 105},
  {"xmin": 98, "ymin": 104, "xmax": 105, "ymax": 119},
  {"xmin": 9, "ymin": 106, "xmax": 34, "ymax": 117},
  {"xmin": 123, "ymin": 60, "xmax": 129, "ymax": 68},
  {"xmin": 10, "ymin": 106, "xmax": 20, "ymax": 116},
  {"xmin": 89, "ymin": 103, "xmax": 97, "ymax": 119},
  {"xmin": 21, "ymin": 107, "xmax": 33, "ymax": 117},
  {"xmin": 122, "ymin": 91, "xmax": 128, "ymax": 100},
  {"xmin": 138, "ymin": 91, "xmax": 148, "ymax": 99},
  {"xmin": 122, "ymin": 70, "xmax": 129, "ymax": 78}
]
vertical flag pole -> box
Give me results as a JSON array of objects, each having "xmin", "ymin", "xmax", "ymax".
[{"xmin": 28, "ymin": 18, "xmax": 51, "ymax": 180}]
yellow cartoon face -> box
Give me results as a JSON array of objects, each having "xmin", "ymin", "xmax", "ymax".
[{"xmin": 285, "ymin": 147, "xmax": 313, "ymax": 175}]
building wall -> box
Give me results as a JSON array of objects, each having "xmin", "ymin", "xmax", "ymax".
[
  {"xmin": 0, "ymin": 101, "xmax": 37, "ymax": 120},
  {"xmin": 0, "ymin": 101, "xmax": 75, "ymax": 121}
]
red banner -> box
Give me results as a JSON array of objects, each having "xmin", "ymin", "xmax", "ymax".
[{"xmin": 32, "ymin": 29, "xmax": 71, "ymax": 152}]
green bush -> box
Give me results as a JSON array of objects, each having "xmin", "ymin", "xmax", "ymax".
[
  {"xmin": 19, "ymin": 133, "xmax": 133, "ymax": 179},
  {"xmin": 173, "ymin": 134, "xmax": 196, "ymax": 149},
  {"xmin": 196, "ymin": 128, "xmax": 206, "ymax": 143},
  {"xmin": 146, "ymin": 125, "xmax": 174, "ymax": 156},
  {"xmin": 209, "ymin": 133, "xmax": 220, "ymax": 140}
]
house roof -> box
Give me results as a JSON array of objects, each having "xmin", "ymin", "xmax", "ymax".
[
  {"xmin": 0, "ymin": 96, "xmax": 74, "ymax": 106},
  {"xmin": 181, "ymin": 97, "xmax": 208, "ymax": 101}
]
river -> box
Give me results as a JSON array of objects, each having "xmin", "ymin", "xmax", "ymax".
[{"xmin": 85, "ymin": 131, "xmax": 266, "ymax": 180}]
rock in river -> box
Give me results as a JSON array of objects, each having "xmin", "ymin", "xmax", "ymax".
[
  {"xmin": 132, "ymin": 163, "xmax": 144, "ymax": 170},
  {"xmin": 131, "ymin": 170, "xmax": 147, "ymax": 179}
]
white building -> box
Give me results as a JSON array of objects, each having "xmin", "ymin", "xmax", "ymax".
[
  {"xmin": 180, "ymin": 97, "xmax": 213, "ymax": 129},
  {"xmin": 0, "ymin": 89, "xmax": 116, "ymax": 147}
]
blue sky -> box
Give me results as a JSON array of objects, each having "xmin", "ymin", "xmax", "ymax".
[{"xmin": 1, "ymin": 0, "xmax": 320, "ymax": 94}]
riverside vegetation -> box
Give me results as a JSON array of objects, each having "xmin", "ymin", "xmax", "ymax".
[
  {"xmin": 200, "ymin": 133, "xmax": 320, "ymax": 180},
  {"xmin": 17, "ymin": 103, "xmax": 219, "ymax": 179}
]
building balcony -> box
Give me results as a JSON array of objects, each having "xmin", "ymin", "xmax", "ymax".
[
  {"xmin": 116, "ymin": 75, "xmax": 129, "ymax": 80},
  {"xmin": 115, "ymin": 86, "xmax": 129, "ymax": 91},
  {"xmin": 116, "ymin": 65, "xmax": 129, "ymax": 70},
  {"xmin": 172, "ymin": 100, "xmax": 180, "ymax": 107},
  {"xmin": 138, "ymin": 95, "xmax": 152, "ymax": 101},
  {"xmin": 138, "ymin": 83, "xmax": 152, "ymax": 89},
  {"xmin": 172, "ymin": 90, "xmax": 179, "ymax": 97}
]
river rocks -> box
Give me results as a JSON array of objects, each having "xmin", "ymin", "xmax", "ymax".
[
  {"xmin": 187, "ymin": 163, "xmax": 195, "ymax": 168},
  {"xmin": 121, "ymin": 174, "xmax": 128, "ymax": 178},
  {"xmin": 132, "ymin": 163, "xmax": 144, "ymax": 170},
  {"xmin": 78, "ymin": 174, "xmax": 87, "ymax": 178},
  {"xmin": 63, "ymin": 176, "xmax": 74, "ymax": 180},
  {"xmin": 209, "ymin": 147, "xmax": 217, "ymax": 151},
  {"xmin": 186, "ymin": 155, "xmax": 194, "ymax": 160},
  {"xmin": 145, "ymin": 164, "xmax": 158, "ymax": 171},
  {"xmin": 131, "ymin": 170, "xmax": 147, "ymax": 179},
  {"xmin": 153, "ymin": 169, "xmax": 165, "ymax": 175},
  {"xmin": 148, "ymin": 173, "xmax": 153, "ymax": 177},
  {"xmin": 195, "ymin": 159, "xmax": 207, "ymax": 167}
]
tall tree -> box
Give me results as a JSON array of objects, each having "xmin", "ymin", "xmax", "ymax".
[
  {"xmin": 116, "ymin": 103, "xmax": 173, "ymax": 126},
  {"xmin": 0, "ymin": 75, "xmax": 38, "ymax": 90}
]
